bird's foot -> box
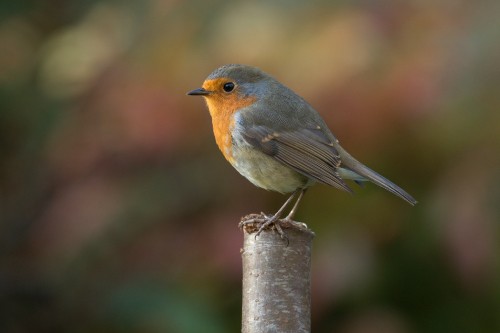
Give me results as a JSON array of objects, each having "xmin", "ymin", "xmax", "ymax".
[
  {"xmin": 239, "ymin": 213, "xmax": 309, "ymax": 242},
  {"xmin": 239, "ymin": 212, "xmax": 285, "ymax": 239}
]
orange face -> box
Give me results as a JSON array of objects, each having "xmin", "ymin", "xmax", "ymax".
[{"xmin": 201, "ymin": 78, "xmax": 256, "ymax": 163}]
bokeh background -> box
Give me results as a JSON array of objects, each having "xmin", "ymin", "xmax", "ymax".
[{"xmin": 1, "ymin": 0, "xmax": 499, "ymax": 332}]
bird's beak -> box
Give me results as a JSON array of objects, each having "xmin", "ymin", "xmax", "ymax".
[{"xmin": 187, "ymin": 88, "xmax": 211, "ymax": 96}]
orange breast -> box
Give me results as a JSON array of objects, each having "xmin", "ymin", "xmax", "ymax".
[{"xmin": 202, "ymin": 79, "xmax": 256, "ymax": 164}]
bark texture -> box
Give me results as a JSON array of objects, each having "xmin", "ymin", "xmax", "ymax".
[{"xmin": 241, "ymin": 215, "xmax": 315, "ymax": 333}]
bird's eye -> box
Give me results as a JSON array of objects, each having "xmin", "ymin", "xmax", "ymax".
[{"xmin": 223, "ymin": 82, "xmax": 235, "ymax": 92}]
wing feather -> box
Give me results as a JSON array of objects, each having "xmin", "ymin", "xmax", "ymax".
[{"xmin": 242, "ymin": 125, "xmax": 352, "ymax": 193}]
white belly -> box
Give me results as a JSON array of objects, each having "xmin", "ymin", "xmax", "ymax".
[{"xmin": 230, "ymin": 145, "xmax": 312, "ymax": 194}]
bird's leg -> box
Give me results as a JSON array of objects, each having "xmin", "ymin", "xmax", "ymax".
[
  {"xmin": 255, "ymin": 190, "xmax": 299, "ymax": 239},
  {"xmin": 278, "ymin": 188, "xmax": 310, "ymax": 233},
  {"xmin": 240, "ymin": 188, "xmax": 311, "ymax": 240},
  {"xmin": 284, "ymin": 188, "xmax": 307, "ymax": 221},
  {"xmin": 264, "ymin": 189, "xmax": 300, "ymax": 221},
  {"xmin": 239, "ymin": 190, "xmax": 299, "ymax": 237}
]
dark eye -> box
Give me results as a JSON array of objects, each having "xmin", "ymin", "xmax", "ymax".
[{"xmin": 223, "ymin": 82, "xmax": 235, "ymax": 92}]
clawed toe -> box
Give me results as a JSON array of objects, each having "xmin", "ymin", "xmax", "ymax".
[{"xmin": 239, "ymin": 213, "xmax": 290, "ymax": 242}]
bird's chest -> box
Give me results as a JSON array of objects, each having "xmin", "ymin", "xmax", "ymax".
[
  {"xmin": 211, "ymin": 113, "xmax": 235, "ymax": 164},
  {"xmin": 207, "ymin": 96, "xmax": 256, "ymax": 164},
  {"xmin": 209, "ymin": 106, "xmax": 309, "ymax": 193}
]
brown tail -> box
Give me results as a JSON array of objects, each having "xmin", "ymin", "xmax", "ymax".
[{"xmin": 336, "ymin": 145, "xmax": 417, "ymax": 205}]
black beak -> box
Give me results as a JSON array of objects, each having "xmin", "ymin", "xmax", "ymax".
[{"xmin": 187, "ymin": 88, "xmax": 211, "ymax": 96}]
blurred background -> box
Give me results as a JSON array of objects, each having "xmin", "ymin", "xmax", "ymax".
[{"xmin": 1, "ymin": 0, "xmax": 499, "ymax": 332}]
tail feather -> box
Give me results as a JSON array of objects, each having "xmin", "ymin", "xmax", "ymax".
[{"xmin": 336, "ymin": 145, "xmax": 417, "ymax": 205}]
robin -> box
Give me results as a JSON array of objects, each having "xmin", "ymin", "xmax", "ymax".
[{"xmin": 188, "ymin": 64, "xmax": 416, "ymax": 236}]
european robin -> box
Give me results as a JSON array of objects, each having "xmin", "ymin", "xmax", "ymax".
[{"xmin": 188, "ymin": 64, "xmax": 416, "ymax": 235}]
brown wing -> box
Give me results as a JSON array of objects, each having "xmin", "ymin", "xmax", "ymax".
[{"xmin": 242, "ymin": 125, "xmax": 353, "ymax": 193}]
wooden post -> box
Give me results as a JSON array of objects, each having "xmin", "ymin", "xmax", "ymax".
[{"xmin": 241, "ymin": 214, "xmax": 315, "ymax": 333}]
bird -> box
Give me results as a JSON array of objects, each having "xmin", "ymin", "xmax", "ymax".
[{"xmin": 188, "ymin": 64, "xmax": 416, "ymax": 236}]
